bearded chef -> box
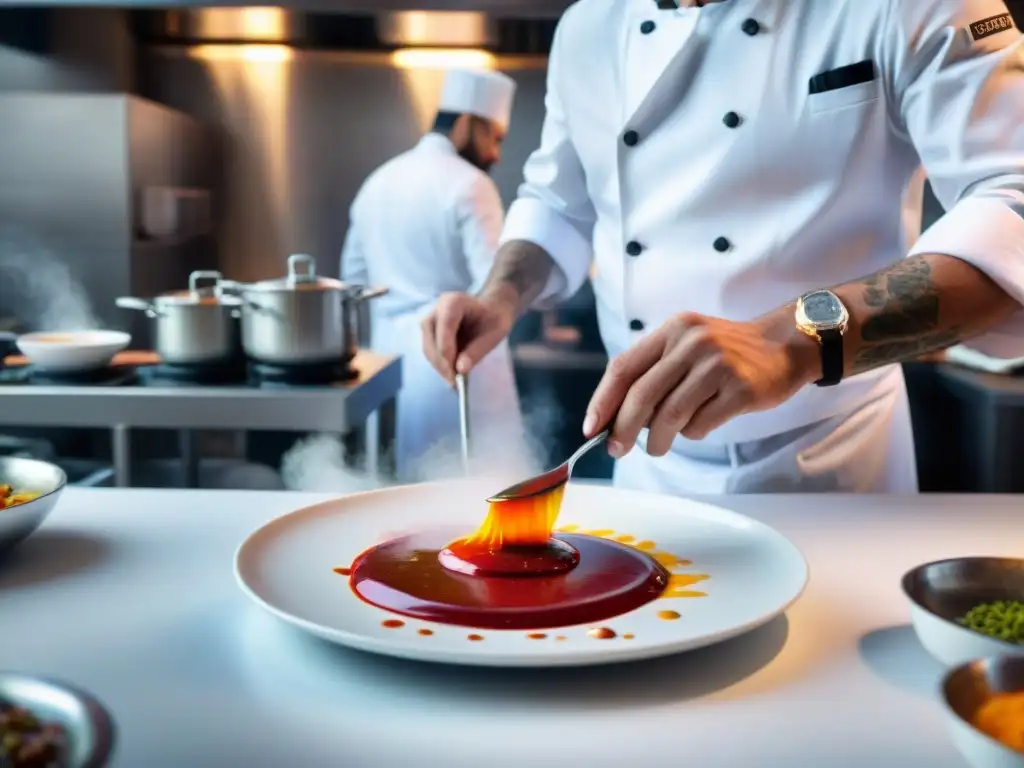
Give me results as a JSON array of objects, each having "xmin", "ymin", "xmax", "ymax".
[
  {"xmin": 422, "ymin": 0, "xmax": 1024, "ymax": 494},
  {"xmin": 342, "ymin": 68, "xmax": 525, "ymax": 481}
]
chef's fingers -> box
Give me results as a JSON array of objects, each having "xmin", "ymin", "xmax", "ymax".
[
  {"xmin": 420, "ymin": 313, "xmax": 441, "ymax": 369},
  {"xmin": 584, "ymin": 334, "xmax": 665, "ymax": 443},
  {"xmin": 455, "ymin": 325, "xmax": 505, "ymax": 375},
  {"xmin": 645, "ymin": 355, "xmax": 723, "ymax": 456},
  {"xmin": 420, "ymin": 313, "xmax": 452, "ymax": 383},
  {"xmin": 433, "ymin": 296, "xmax": 467, "ymax": 383},
  {"xmin": 680, "ymin": 385, "xmax": 749, "ymax": 440},
  {"xmin": 608, "ymin": 341, "xmax": 695, "ymax": 456}
]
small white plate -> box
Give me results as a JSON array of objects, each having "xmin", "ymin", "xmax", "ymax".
[
  {"xmin": 16, "ymin": 330, "xmax": 130, "ymax": 372},
  {"xmin": 235, "ymin": 481, "xmax": 809, "ymax": 668}
]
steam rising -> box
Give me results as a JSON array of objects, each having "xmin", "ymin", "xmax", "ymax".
[
  {"xmin": 0, "ymin": 228, "xmax": 101, "ymax": 332},
  {"xmin": 280, "ymin": 392, "xmax": 567, "ymax": 495}
]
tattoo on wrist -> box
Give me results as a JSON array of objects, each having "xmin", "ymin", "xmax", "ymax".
[
  {"xmin": 851, "ymin": 257, "xmax": 960, "ymax": 372},
  {"xmin": 479, "ymin": 240, "xmax": 554, "ymax": 310}
]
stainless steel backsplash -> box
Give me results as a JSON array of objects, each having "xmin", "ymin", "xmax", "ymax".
[{"xmin": 138, "ymin": 46, "xmax": 548, "ymax": 283}]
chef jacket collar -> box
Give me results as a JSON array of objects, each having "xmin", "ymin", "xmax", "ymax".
[{"xmin": 418, "ymin": 132, "xmax": 457, "ymax": 154}]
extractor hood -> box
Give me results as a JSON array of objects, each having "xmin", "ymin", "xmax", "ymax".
[
  {"xmin": 22, "ymin": 0, "xmax": 573, "ymax": 19},
  {"xmin": 132, "ymin": 9, "xmax": 558, "ymax": 54}
]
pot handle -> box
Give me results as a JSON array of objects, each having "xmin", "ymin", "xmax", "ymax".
[
  {"xmin": 287, "ymin": 253, "xmax": 317, "ymax": 284},
  {"xmin": 189, "ymin": 270, "xmax": 223, "ymax": 294},
  {"xmin": 353, "ymin": 286, "xmax": 389, "ymax": 302},
  {"xmin": 115, "ymin": 296, "xmax": 163, "ymax": 318},
  {"xmin": 216, "ymin": 279, "xmax": 251, "ymax": 299}
]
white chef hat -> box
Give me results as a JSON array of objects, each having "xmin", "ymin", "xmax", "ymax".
[{"xmin": 437, "ymin": 69, "xmax": 517, "ymax": 131}]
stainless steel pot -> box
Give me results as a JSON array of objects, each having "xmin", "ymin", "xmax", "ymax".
[
  {"xmin": 115, "ymin": 270, "xmax": 243, "ymax": 365},
  {"xmin": 225, "ymin": 254, "xmax": 387, "ymax": 366}
]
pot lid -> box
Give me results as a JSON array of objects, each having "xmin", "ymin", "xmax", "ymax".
[
  {"xmin": 246, "ymin": 254, "xmax": 347, "ymax": 293},
  {"xmin": 154, "ymin": 270, "xmax": 242, "ymax": 306}
]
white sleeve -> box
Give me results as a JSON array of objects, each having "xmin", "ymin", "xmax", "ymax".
[
  {"xmin": 340, "ymin": 204, "xmax": 369, "ymax": 287},
  {"xmin": 889, "ymin": 0, "xmax": 1024, "ymax": 357},
  {"xmin": 457, "ymin": 174, "xmax": 505, "ymax": 295},
  {"xmin": 499, "ymin": 12, "xmax": 596, "ymax": 306}
]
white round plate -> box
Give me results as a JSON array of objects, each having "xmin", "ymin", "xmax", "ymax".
[{"xmin": 235, "ymin": 481, "xmax": 809, "ymax": 667}]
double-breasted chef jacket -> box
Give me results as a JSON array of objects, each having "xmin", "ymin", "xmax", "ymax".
[{"xmin": 501, "ymin": 0, "xmax": 1024, "ymax": 457}]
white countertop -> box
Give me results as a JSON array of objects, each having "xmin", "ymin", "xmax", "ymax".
[{"xmin": 0, "ymin": 488, "xmax": 1015, "ymax": 768}]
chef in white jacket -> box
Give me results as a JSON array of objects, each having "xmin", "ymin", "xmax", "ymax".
[
  {"xmin": 422, "ymin": 0, "xmax": 1024, "ymax": 495},
  {"xmin": 342, "ymin": 69, "xmax": 525, "ymax": 481}
]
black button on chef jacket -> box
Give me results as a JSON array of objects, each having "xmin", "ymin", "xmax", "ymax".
[
  {"xmin": 723, "ymin": 111, "xmax": 741, "ymax": 129},
  {"xmin": 640, "ymin": 20, "xmax": 656, "ymax": 34},
  {"xmin": 713, "ymin": 237, "xmax": 731, "ymax": 252},
  {"xmin": 629, "ymin": 319, "xmax": 645, "ymax": 331},
  {"xmin": 623, "ymin": 130, "xmax": 640, "ymax": 147},
  {"xmin": 742, "ymin": 18, "xmax": 760, "ymax": 36},
  {"xmin": 626, "ymin": 240, "xmax": 643, "ymax": 256}
]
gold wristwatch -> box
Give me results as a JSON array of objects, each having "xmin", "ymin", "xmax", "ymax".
[{"xmin": 795, "ymin": 290, "xmax": 849, "ymax": 387}]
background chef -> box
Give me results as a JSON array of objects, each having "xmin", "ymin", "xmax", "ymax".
[
  {"xmin": 341, "ymin": 68, "xmax": 525, "ymax": 482},
  {"xmin": 422, "ymin": 0, "xmax": 1024, "ymax": 495}
]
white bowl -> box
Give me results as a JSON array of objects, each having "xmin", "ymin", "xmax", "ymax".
[
  {"xmin": 943, "ymin": 656, "xmax": 1024, "ymax": 768},
  {"xmin": 0, "ymin": 456, "xmax": 67, "ymax": 553},
  {"xmin": 902, "ymin": 558, "xmax": 1024, "ymax": 667},
  {"xmin": 16, "ymin": 330, "xmax": 130, "ymax": 372}
]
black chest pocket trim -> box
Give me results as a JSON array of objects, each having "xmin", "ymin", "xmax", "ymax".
[{"xmin": 808, "ymin": 60, "xmax": 876, "ymax": 95}]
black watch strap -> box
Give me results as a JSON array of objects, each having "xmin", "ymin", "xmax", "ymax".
[{"xmin": 815, "ymin": 328, "xmax": 844, "ymax": 387}]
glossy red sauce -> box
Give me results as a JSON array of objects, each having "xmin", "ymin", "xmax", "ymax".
[
  {"xmin": 439, "ymin": 537, "xmax": 579, "ymax": 576},
  {"xmin": 349, "ymin": 527, "xmax": 669, "ymax": 631}
]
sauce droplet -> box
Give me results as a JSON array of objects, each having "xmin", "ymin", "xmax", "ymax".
[
  {"xmin": 527, "ymin": 633, "xmax": 547, "ymax": 640},
  {"xmin": 418, "ymin": 628, "xmax": 434, "ymax": 636},
  {"xmin": 587, "ymin": 627, "xmax": 617, "ymax": 639},
  {"xmin": 468, "ymin": 634, "xmax": 485, "ymax": 642},
  {"xmin": 555, "ymin": 636, "xmax": 567, "ymax": 641},
  {"xmin": 623, "ymin": 633, "xmax": 635, "ymax": 640},
  {"xmin": 333, "ymin": 567, "xmax": 351, "ymax": 576},
  {"xmin": 381, "ymin": 619, "xmax": 404, "ymax": 628},
  {"xmin": 657, "ymin": 610, "xmax": 681, "ymax": 620}
]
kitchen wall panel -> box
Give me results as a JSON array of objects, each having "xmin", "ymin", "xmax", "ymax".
[
  {"xmin": 0, "ymin": 9, "xmax": 135, "ymax": 93},
  {"xmin": 139, "ymin": 47, "xmax": 547, "ymax": 282},
  {"xmin": 0, "ymin": 95, "xmax": 132, "ymax": 332}
]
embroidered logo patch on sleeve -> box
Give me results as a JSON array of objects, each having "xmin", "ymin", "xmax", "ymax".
[{"xmin": 968, "ymin": 13, "xmax": 1015, "ymax": 41}]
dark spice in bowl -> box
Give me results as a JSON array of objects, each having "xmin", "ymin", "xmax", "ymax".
[{"xmin": 0, "ymin": 700, "xmax": 70, "ymax": 767}]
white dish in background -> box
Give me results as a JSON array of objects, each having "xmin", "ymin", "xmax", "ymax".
[
  {"xmin": 942, "ymin": 656, "xmax": 1024, "ymax": 768},
  {"xmin": 16, "ymin": 330, "xmax": 130, "ymax": 372},
  {"xmin": 0, "ymin": 456, "xmax": 66, "ymax": 553},
  {"xmin": 234, "ymin": 481, "xmax": 809, "ymax": 668},
  {"xmin": 902, "ymin": 558, "xmax": 1024, "ymax": 668},
  {"xmin": 907, "ymin": 601, "xmax": 1024, "ymax": 668}
]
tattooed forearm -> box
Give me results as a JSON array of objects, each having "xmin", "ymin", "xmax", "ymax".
[
  {"xmin": 835, "ymin": 253, "xmax": 1020, "ymax": 376},
  {"xmin": 859, "ymin": 258, "xmax": 940, "ymax": 341},
  {"xmin": 477, "ymin": 239, "xmax": 556, "ymax": 315},
  {"xmin": 852, "ymin": 329, "xmax": 961, "ymax": 369}
]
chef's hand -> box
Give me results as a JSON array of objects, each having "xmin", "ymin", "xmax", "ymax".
[
  {"xmin": 583, "ymin": 312, "xmax": 820, "ymax": 457},
  {"xmin": 422, "ymin": 292, "xmax": 517, "ymax": 385}
]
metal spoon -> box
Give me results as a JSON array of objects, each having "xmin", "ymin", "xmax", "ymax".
[
  {"xmin": 455, "ymin": 372, "xmax": 471, "ymax": 476},
  {"xmin": 485, "ymin": 429, "xmax": 610, "ymax": 503}
]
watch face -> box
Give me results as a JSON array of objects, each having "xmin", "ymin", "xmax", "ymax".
[{"xmin": 802, "ymin": 291, "xmax": 843, "ymax": 325}]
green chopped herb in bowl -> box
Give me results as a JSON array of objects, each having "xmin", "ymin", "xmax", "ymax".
[{"xmin": 958, "ymin": 600, "xmax": 1024, "ymax": 643}]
